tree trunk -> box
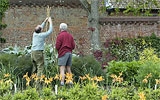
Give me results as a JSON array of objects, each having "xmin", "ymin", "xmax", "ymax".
[
  {"xmin": 80, "ymin": 0, "xmax": 100, "ymax": 51},
  {"xmin": 89, "ymin": 0, "xmax": 100, "ymax": 51}
]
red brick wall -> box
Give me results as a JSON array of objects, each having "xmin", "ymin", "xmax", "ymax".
[
  {"xmin": 1, "ymin": 6, "xmax": 160, "ymax": 55},
  {"xmin": 100, "ymin": 21, "xmax": 160, "ymax": 43},
  {"xmin": 1, "ymin": 6, "xmax": 90, "ymax": 54}
]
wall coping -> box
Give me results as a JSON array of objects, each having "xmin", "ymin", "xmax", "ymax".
[{"xmin": 99, "ymin": 16, "xmax": 160, "ymax": 23}]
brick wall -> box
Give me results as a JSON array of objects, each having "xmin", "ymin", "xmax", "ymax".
[
  {"xmin": 1, "ymin": 6, "xmax": 160, "ymax": 55},
  {"xmin": 100, "ymin": 21, "xmax": 160, "ymax": 43},
  {"xmin": 0, "ymin": 6, "xmax": 90, "ymax": 54}
]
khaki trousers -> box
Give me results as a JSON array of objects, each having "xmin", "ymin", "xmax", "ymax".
[{"xmin": 31, "ymin": 50, "xmax": 44, "ymax": 78}]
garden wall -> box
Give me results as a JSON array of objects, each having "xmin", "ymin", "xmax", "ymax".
[{"xmin": 1, "ymin": 6, "xmax": 160, "ymax": 55}]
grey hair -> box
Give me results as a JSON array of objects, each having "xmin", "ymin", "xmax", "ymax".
[{"xmin": 59, "ymin": 23, "xmax": 68, "ymax": 31}]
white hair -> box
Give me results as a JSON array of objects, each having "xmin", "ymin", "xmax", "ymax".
[{"xmin": 59, "ymin": 23, "xmax": 68, "ymax": 31}]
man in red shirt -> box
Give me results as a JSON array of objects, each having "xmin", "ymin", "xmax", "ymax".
[{"xmin": 55, "ymin": 23, "xmax": 75, "ymax": 86}]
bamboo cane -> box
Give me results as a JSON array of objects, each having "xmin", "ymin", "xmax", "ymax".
[
  {"xmin": 46, "ymin": 5, "xmax": 55, "ymax": 45},
  {"xmin": 45, "ymin": 5, "xmax": 51, "ymax": 31}
]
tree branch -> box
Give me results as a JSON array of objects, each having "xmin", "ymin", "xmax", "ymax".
[{"xmin": 79, "ymin": 0, "xmax": 91, "ymax": 14}]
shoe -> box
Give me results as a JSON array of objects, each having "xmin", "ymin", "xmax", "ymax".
[
  {"xmin": 69, "ymin": 82, "xmax": 73, "ymax": 85},
  {"xmin": 60, "ymin": 82, "xmax": 64, "ymax": 86}
]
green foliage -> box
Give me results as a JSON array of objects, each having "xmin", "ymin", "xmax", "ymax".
[
  {"xmin": 23, "ymin": 88, "xmax": 39, "ymax": 100},
  {"xmin": 13, "ymin": 92, "xmax": 26, "ymax": 100},
  {"xmin": 0, "ymin": 93, "xmax": 12, "ymax": 100},
  {"xmin": 80, "ymin": 82, "xmax": 105, "ymax": 100},
  {"xmin": 0, "ymin": 53, "xmax": 32, "ymax": 91},
  {"xmin": 104, "ymin": 33, "xmax": 160, "ymax": 62},
  {"xmin": 40, "ymin": 87, "xmax": 56, "ymax": 100},
  {"xmin": 109, "ymin": 86, "xmax": 135, "ymax": 100},
  {"xmin": 56, "ymin": 82, "xmax": 107, "ymax": 100},
  {"xmin": 72, "ymin": 55, "xmax": 104, "ymax": 81},
  {"xmin": 106, "ymin": 47, "xmax": 160, "ymax": 88},
  {"xmin": 0, "ymin": 80, "xmax": 11, "ymax": 96},
  {"xmin": 0, "ymin": 0, "xmax": 9, "ymax": 43},
  {"xmin": 0, "ymin": 53, "xmax": 32, "ymax": 78},
  {"xmin": 135, "ymin": 48, "xmax": 160, "ymax": 88},
  {"xmin": 44, "ymin": 44, "xmax": 59, "ymax": 78},
  {"xmin": 66, "ymin": 83, "xmax": 82, "ymax": 100},
  {"xmin": 107, "ymin": 60, "xmax": 140, "ymax": 86},
  {"xmin": 0, "ymin": 0, "xmax": 9, "ymax": 16},
  {"xmin": 136, "ymin": 61, "xmax": 160, "ymax": 88},
  {"xmin": 132, "ymin": 88, "xmax": 160, "ymax": 100}
]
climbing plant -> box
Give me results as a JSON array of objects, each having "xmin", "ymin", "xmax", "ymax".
[{"xmin": 0, "ymin": 0, "xmax": 9, "ymax": 43}]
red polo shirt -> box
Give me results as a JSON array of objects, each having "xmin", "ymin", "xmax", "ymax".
[{"xmin": 55, "ymin": 31, "xmax": 75, "ymax": 58}]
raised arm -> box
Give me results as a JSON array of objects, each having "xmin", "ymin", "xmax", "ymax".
[
  {"xmin": 47, "ymin": 17, "xmax": 53, "ymax": 33},
  {"xmin": 40, "ymin": 17, "xmax": 48, "ymax": 28}
]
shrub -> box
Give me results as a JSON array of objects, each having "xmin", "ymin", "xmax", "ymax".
[
  {"xmin": 101, "ymin": 33, "xmax": 160, "ymax": 63},
  {"xmin": 40, "ymin": 87, "xmax": 56, "ymax": 100},
  {"xmin": 106, "ymin": 60, "xmax": 140, "ymax": 86},
  {"xmin": 136, "ymin": 48, "xmax": 160, "ymax": 88},
  {"xmin": 72, "ymin": 55, "xmax": 105, "ymax": 82},
  {"xmin": 136, "ymin": 61, "xmax": 160, "ymax": 88},
  {"xmin": 0, "ymin": 53, "xmax": 32, "ymax": 77}
]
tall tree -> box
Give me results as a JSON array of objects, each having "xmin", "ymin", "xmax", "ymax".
[
  {"xmin": 80, "ymin": 0, "xmax": 100, "ymax": 51},
  {"xmin": 79, "ymin": 0, "xmax": 160, "ymax": 51}
]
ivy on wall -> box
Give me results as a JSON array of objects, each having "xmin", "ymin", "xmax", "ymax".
[{"xmin": 0, "ymin": 0, "xmax": 9, "ymax": 43}]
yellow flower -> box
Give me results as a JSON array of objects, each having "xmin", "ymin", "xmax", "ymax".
[
  {"xmin": 85, "ymin": 74, "xmax": 91, "ymax": 80},
  {"xmin": 26, "ymin": 77, "xmax": 31, "ymax": 86},
  {"xmin": 119, "ymin": 72, "xmax": 122, "ymax": 77},
  {"xmin": 44, "ymin": 78, "xmax": 51, "ymax": 85},
  {"xmin": 65, "ymin": 73, "xmax": 73, "ymax": 84},
  {"xmin": 34, "ymin": 76, "xmax": 39, "ymax": 82},
  {"xmin": 40, "ymin": 75, "xmax": 45, "ymax": 81},
  {"xmin": 110, "ymin": 74, "xmax": 123, "ymax": 83},
  {"xmin": 79, "ymin": 76, "xmax": 87, "ymax": 80},
  {"xmin": 31, "ymin": 73, "xmax": 37, "ymax": 79},
  {"xmin": 102, "ymin": 95, "xmax": 108, "ymax": 100},
  {"xmin": 142, "ymin": 79, "xmax": 148, "ymax": 83},
  {"xmin": 155, "ymin": 79, "xmax": 160, "ymax": 85},
  {"xmin": 93, "ymin": 76, "xmax": 98, "ymax": 80},
  {"xmin": 110, "ymin": 74, "xmax": 117, "ymax": 79},
  {"xmin": 26, "ymin": 81, "xmax": 30, "ymax": 86},
  {"xmin": 65, "ymin": 73, "xmax": 73, "ymax": 80},
  {"xmin": 117, "ymin": 77, "xmax": 123, "ymax": 83},
  {"xmin": 138, "ymin": 92, "xmax": 146, "ymax": 100},
  {"xmin": 145, "ymin": 73, "xmax": 152, "ymax": 79},
  {"xmin": 54, "ymin": 74, "xmax": 59, "ymax": 80},
  {"xmin": 23, "ymin": 72, "xmax": 28, "ymax": 78},
  {"xmin": 65, "ymin": 79, "xmax": 73, "ymax": 84},
  {"xmin": 4, "ymin": 73, "xmax": 10, "ymax": 78},
  {"xmin": 26, "ymin": 77, "xmax": 31, "ymax": 82},
  {"xmin": 49, "ymin": 77, "xmax": 53, "ymax": 82},
  {"xmin": 97, "ymin": 76, "xmax": 104, "ymax": 82}
]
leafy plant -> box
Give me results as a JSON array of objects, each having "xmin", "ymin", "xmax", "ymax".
[
  {"xmin": 23, "ymin": 87, "xmax": 39, "ymax": 100},
  {"xmin": 43, "ymin": 44, "xmax": 59, "ymax": 78},
  {"xmin": 72, "ymin": 55, "xmax": 104, "ymax": 82},
  {"xmin": 135, "ymin": 48, "xmax": 160, "ymax": 88},
  {"xmin": 0, "ymin": 0, "xmax": 9, "ymax": 43},
  {"xmin": 40, "ymin": 87, "xmax": 56, "ymax": 100},
  {"xmin": 106, "ymin": 60, "xmax": 140, "ymax": 86}
]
